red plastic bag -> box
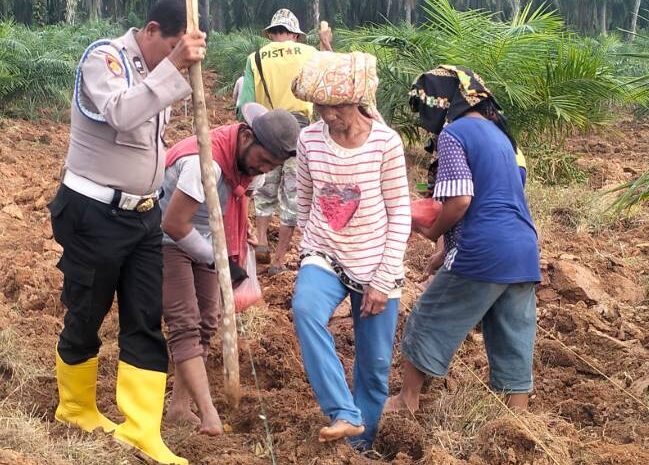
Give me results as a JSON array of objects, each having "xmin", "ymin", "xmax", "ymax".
[
  {"xmin": 233, "ymin": 245, "xmax": 262, "ymax": 313},
  {"xmin": 411, "ymin": 198, "xmax": 442, "ymax": 229}
]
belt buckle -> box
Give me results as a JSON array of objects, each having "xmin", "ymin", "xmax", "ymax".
[{"xmin": 136, "ymin": 197, "xmax": 155, "ymax": 213}]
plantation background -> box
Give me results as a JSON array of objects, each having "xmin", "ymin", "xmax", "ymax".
[
  {"xmin": 1, "ymin": 0, "xmax": 648, "ymax": 204},
  {"xmin": 0, "ymin": 0, "xmax": 647, "ymax": 205},
  {"xmin": 1, "ymin": 0, "xmax": 648, "ymax": 36},
  {"xmin": 0, "ymin": 2, "xmax": 648, "ymax": 464}
]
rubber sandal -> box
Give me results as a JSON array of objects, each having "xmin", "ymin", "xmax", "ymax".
[
  {"xmin": 255, "ymin": 246, "xmax": 271, "ymax": 264},
  {"xmin": 268, "ymin": 264, "xmax": 288, "ymax": 276}
]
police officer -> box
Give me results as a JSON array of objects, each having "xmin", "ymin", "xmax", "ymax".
[{"xmin": 48, "ymin": 1, "xmax": 205, "ymax": 464}]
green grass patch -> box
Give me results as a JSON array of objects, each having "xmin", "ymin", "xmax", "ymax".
[
  {"xmin": 527, "ymin": 180, "xmax": 620, "ymax": 234},
  {"xmin": 525, "ymin": 145, "xmax": 589, "ymax": 187}
]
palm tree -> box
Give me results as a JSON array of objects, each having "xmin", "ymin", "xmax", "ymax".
[
  {"xmin": 610, "ymin": 172, "xmax": 649, "ymax": 211},
  {"xmin": 0, "ymin": 20, "xmax": 122, "ymax": 117},
  {"xmin": 405, "ymin": 0, "xmax": 417, "ymax": 23},
  {"xmin": 85, "ymin": 0, "xmax": 101, "ymax": 22},
  {"xmin": 629, "ymin": 0, "xmax": 642, "ymax": 41},
  {"xmin": 65, "ymin": 0, "xmax": 76, "ymax": 24},
  {"xmin": 206, "ymin": 29, "xmax": 268, "ymax": 92},
  {"xmin": 341, "ymin": 0, "xmax": 637, "ymax": 144},
  {"xmin": 312, "ymin": 0, "xmax": 320, "ymax": 30}
]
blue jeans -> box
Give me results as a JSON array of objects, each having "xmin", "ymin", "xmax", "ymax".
[
  {"xmin": 402, "ymin": 267, "xmax": 537, "ymax": 393},
  {"xmin": 291, "ymin": 265, "xmax": 399, "ymax": 447}
]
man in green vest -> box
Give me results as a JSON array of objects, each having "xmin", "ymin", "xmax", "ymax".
[{"xmin": 237, "ymin": 9, "xmax": 332, "ymax": 275}]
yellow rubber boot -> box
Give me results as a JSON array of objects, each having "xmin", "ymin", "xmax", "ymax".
[
  {"xmin": 113, "ymin": 361, "xmax": 188, "ymax": 465},
  {"xmin": 55, "ymin": 352, "xmax": 117, "ymax": 433}
]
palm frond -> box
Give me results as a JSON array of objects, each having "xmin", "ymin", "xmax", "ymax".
[
  {"xmin": 341, "ymin": 0, "xmax": 644, "ymax": 146},
  {"xmin": 205, "ymin": 29, "xmax": 269, "ymax": 93},
  {"xmin": 609, "ymin": 171, "xmax": 649, "ymax": 213},
  {"xmin": 0, "ymin": 19, "xmax": 122, "ymax": 119}
]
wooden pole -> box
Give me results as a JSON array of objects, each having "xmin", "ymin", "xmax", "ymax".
[{"xmin": 185, "ymin": 0, "xmax": 240, "ymax": 407}]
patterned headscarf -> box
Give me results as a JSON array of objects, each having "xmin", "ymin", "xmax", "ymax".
[
  {"xmin": 409, "ymin": 65, "xmax": 499, "ymax": 136},
  {"xmin": 292, "ymin": 51, "xmax": 385, "ymax": 123}
]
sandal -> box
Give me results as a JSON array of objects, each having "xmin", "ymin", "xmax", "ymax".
[
  {"xmin": 268, "ymin": 264, "xmax": 288, "ymax": 276},
  {"xmin": 255, "ymin": 246, "xmax": 271, "ymax": 264}
]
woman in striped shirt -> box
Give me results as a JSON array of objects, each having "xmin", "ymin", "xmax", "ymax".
[{"xmin": 290, "ymin": 52, "xmax": 411, "ymax": 448}]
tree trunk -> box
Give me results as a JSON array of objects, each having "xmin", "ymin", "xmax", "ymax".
[
  {"xmin": 199, "ymin": 0, "xmax": 210, "ymax": 36},
  {"xmin": 87, "ymin": 0, "xmax": 101, "ymax": 21},
  {"xmin": 312, "ymin": 0, "xmax": 320, "ymax": 31},
  {"xmin": 494, "ymin": 0, "xmax": 503, "ymax": 21},
  {"xmin": 66, "ymin": 0, "xmax": 76, "ymax": 24},
  {"xmin": 212, "ymin": 0, "xmax": 224, "ymax": 32},
  {"xmin": 598, "ymin": 1, "xmax": 607, "ymax": 36},
  {"xmin": 629, "ymin": 0, "xmax": 642, "ymax": 41},
  {"xmin": 32, "ymin": 0, "xmax": 47, "ymax": 25},
  {"xmin": 405, "ymin": 0, "xmax": 415, "ymax": 24},
  {"xmin": 386, "ymin": 0, "xmax": 392, "ymax": 19},
  {"xmin": 508, "ymin": 0, "xmax": 521, "ymax": 20},
  {"xmin": 551, "ymin": 0, "xmax": 561, "ymax": 14}
]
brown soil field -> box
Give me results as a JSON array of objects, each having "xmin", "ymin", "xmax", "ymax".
[{"xmin": 0, "ymin": 75, "xmax": 648, "ymax": 464}]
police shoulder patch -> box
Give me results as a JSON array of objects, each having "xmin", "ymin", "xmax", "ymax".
[{"xmin": 104, "ymin": 53, "xmax": 124, "ymax": 77}]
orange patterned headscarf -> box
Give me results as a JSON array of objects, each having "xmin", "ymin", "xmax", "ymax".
[{"xmin": 292, "ymin": 51, "xmax": 384, "ymax": 123}]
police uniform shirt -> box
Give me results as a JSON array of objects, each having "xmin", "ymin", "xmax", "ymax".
[{"xmin": 66, "ymin": 28, "xmax": 192, "ymax": 196}]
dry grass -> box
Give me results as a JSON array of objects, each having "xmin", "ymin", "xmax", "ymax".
[
  {"xmin": 0, "ymin": 328, "xmax": 47, "ymax": 398},
  {"xmin": 0, "ymin": 328, "xmax": 129, "ymax": 465},
  {"xmin": 472, "ymin": 411, "xmax": 577, "ymax": 465},
  {"xmin": 379, "ymin": 366, "xmax": 578, "ymax": 465},
  {"xmin": 419, "ymin": 377, "xmax": 506, "ymax": 458},
  {"xmin": 527, "ymin": 180, "xmax": 619, "ymax": 235},
  {"xmin": 526, "ymin": 146, "xmax": 588, "ymax": 187},
  {"xmin": 237, "ymin": 303, "xmax": 272, "ymax": 341},
  {"xmin": 0, "ymin": 404, "xmax": 129, "ymax": 465}
]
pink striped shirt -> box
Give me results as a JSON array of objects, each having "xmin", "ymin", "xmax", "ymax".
[{"xmin": 297, "ymin": 120, "xmax": 411, "ymax": 294}]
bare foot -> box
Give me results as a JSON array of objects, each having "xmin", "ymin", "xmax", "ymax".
[
  {"xmin": 383, "ymin": 394, "xmax": 419, "ymax": 414},
  {"xmin": 198, "ymin": 408, "xmax": 223, "ymax": 436},
  {"xmin": 165, "ymin": 406, "xmax": 201, "ymax": 427},
  {"xmin": 318, "ymin": 420, "xmax": 365, "ymax": 443}
]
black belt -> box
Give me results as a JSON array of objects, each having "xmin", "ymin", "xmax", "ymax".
[{"xmin": 300, "ymin": 250, "xmax": 404, "ymax": 294}]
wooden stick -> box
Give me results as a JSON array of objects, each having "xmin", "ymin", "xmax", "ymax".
[{"xmin": 185, "ymin": 0, "xmax": 240, "ymax": 407}]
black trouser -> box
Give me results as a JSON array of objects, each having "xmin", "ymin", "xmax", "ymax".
[{"xmin": 49, "ymin": 185, "xmax": 168, "ymax": 372}]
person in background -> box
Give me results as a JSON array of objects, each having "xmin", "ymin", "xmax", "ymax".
[
  {"xmin": 159, "ymin": 104, "xmax": 299, "ymax": 436},
  {"xmin": 237, "ymin": 8, "xmax": 333, "ymax": 275},
  {"xmin": 47, "ymin": 1, "xmax": 205, "ymax": 464},
  {"xmin": 291, "ymin": 51, "xmax": 411, "ymax": 448},
  {"xmin": 232, "ymin": 75, "xmax": 244, "ymax": 107},
  {"xmin": 385, "ymin": 65, "xmax": 540, "ymax": 415}
]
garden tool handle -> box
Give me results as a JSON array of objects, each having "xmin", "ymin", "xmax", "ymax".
[{"xmin": 185, "ymin": 0, "xmax": 241, "ymax": 408}]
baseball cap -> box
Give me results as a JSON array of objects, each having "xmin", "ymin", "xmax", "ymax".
[{"xmin": 241, "ymin": 103, "xmax": 300, "ymax": 160}]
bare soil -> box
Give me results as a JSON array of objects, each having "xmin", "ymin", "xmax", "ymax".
[{"xmin": 0, "ymin": 75, "xmax": 647, "ymax": 464}]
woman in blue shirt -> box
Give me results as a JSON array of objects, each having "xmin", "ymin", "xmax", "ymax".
[{"xmin": 386, "ymin": 66, "xmax": 540, "ymax": 413}]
